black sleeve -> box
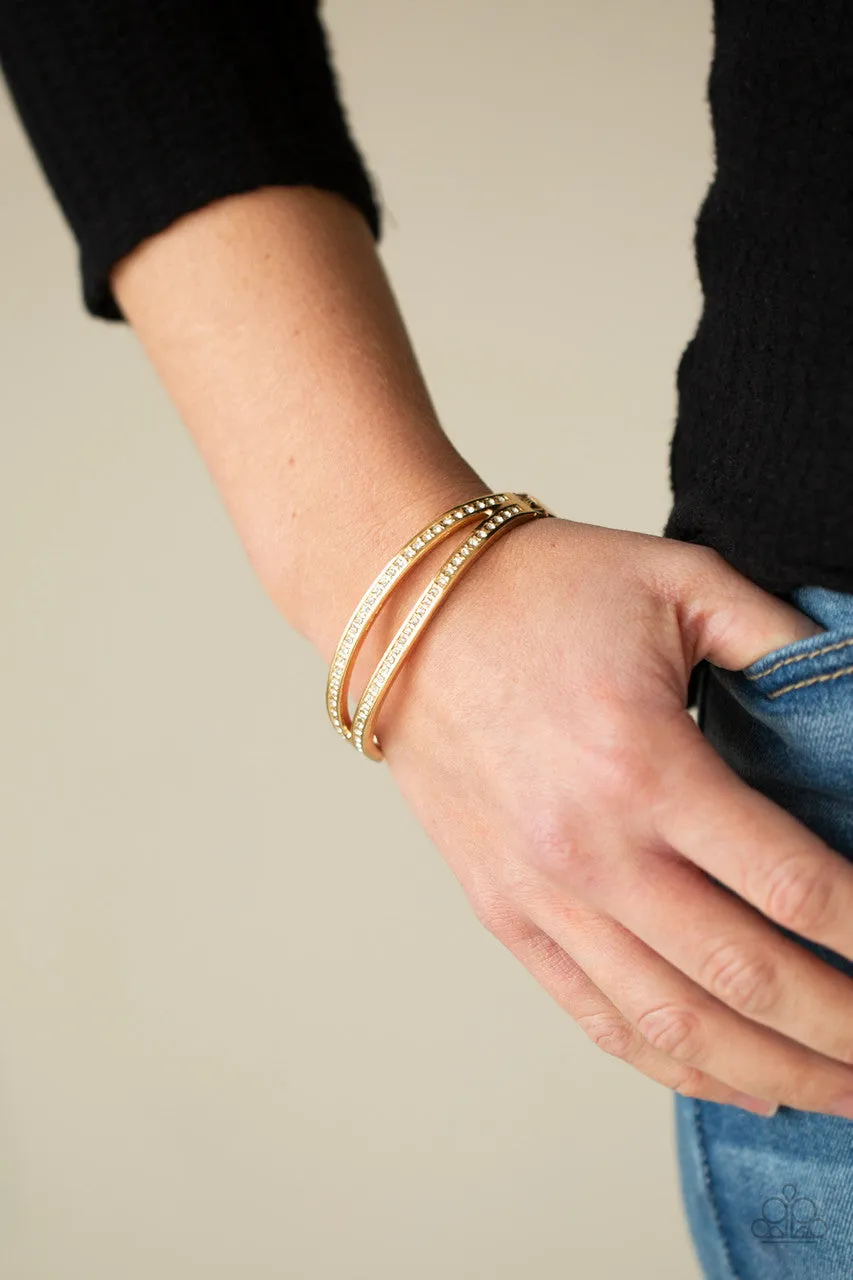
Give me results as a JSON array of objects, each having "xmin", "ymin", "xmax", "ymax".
[{"xmin": 0, "ymin": 0, "xmax": 383, "ymax": 320}]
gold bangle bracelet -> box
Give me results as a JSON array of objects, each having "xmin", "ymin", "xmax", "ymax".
[
  {"xmin": 351, "ymin": 494, "xmax": 554, "ymax": 761},
  {"xmin": 326, "ymin": 492, "xmax": 514, "ymax": 741}
]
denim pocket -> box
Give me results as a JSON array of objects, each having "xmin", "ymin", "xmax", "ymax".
[
  {"xmin": 679, "ymin": 591, "xmax": 853, "ymax": 1280},
  {"xmin": 742, "ymin": 626, "xmax": 853, "ymax": 700},
  {"xmin": 739, "ymin": 586, "xmax": 853, "ymax": 702}
]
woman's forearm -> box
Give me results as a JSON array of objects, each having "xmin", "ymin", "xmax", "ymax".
[{"xmin": 111, "ymin": 185, "xmax": 486, "ymax": 662}]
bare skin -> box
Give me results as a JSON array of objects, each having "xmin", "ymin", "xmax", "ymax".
[{"xmin": 112, "ymin": 185, "xmax": 853, "ymax": 1119}]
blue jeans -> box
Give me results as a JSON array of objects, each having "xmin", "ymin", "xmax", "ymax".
[{"xmin": 675, "ymin": 585, "xmax": 853, "ymax": 1280}]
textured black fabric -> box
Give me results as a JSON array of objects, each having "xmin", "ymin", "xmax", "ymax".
[
  {"xmin": 1, "ymin": 1, "xmax": 850, "ymax": 603},
  {"xmin": 665, "ymin": 1, "xmax": 853, "ymax": 597},
  {"xmin": 0, "ymin": 0, "xmax": 382, "ymax": 318}
]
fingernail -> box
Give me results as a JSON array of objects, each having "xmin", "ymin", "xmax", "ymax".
[
  {"xmin": 729, "ymin": 1092, "xmax": 779, "ymax": 1117},
  {"xmin": 830, "ymin": 1094, "xmax": 853, "ymax": 1121}
]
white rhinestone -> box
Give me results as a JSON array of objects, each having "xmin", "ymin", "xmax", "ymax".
[
  {"xmin": 454, "ymin": 510, "xmax": 464, "ymax": 519},
  {"xmin": 413, "ymin": 537, "xmax": 423, "ymax": 549},
  {"xmin": 476, "ymin": 500, "xmax": 485, "ymax": 508},
  {"xmin": 461, "ymin": 546, "xmax": 470, "ymax": 556},
  {"xmin": 424, "ymin": 530, "xmax": 433, "ymax": 540},
  {"xmin": 432, "ymin": 524, "xmax": 443, "ymax": 534},
  {"xmin": 453, "ymin": 554, "xmax": 463, "ymax": 565},
  {"xmin": 443, "ymin": 516, "xmax": 453, "ymax": 525}
]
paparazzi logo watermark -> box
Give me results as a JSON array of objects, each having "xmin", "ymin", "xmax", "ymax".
[{"xmin": 752, "ymin": 1184, "xmax": 827, "ymax": 1243}]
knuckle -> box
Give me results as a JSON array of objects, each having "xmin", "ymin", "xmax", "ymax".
[
  {"xmin": 636, "ymin": 1002, "xmax": 705, "ymax": 1062},
  {"xmin": 524, "ymin": 810, "xmax": 583, "ymax": 881},
  {"xmin": 698, "ymin": 939, "xmax": 780, "ymax": 1018},
  {"xmin": 762, "ymin": 855, "xmax": 833, "ymax": 935},
  {"xmin": 576, "ymin": 1010, "xmax": 638, "ymax": 1061},
  {"xmin": 522, "ymin": 808, "xmax": 614, "ymax": 904}
]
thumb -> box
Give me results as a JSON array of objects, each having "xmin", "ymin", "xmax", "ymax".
[{"xmin": 684, "ymin": 555, "xmax": 826, "ymax": 672}]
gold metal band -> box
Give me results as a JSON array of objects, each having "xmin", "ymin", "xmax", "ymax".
[
  {"xmin": 325, "ymin": 492, "xmax": 515, "ymax": 741},
  {"xmin": 351, "ymin": 494, "xmax": 554, "ymax": 761}
]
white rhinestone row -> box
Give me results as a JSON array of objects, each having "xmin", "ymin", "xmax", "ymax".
[
  {"xmin": 352, "ymin": 503, "xmax": 525, "ymax": 754},
  {"xmin": 326, "ymin": 495, "xmax": 508, "ymax": 735}
]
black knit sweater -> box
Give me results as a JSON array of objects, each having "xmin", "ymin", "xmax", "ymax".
[
  {"xmin": 1, "ymin": 1, "xmax": 851, "ymax": 599},
  {"xmin": 664, "ymin": 2, "xmax": 853, "ymax": 597},
  {"xmin": 0, "ymin": 0, "xmax": 383, "ymax": 316}
]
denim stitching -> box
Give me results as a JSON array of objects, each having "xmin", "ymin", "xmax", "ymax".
[
  {"xmin": 691, "ymin": 1099, "xmax": 741, "ymax": 1280},
  {"xmin": 745, "ymin": 635, "xmax": 853, "ymax": 681},
  {"xmin": 768, "ymin": 663, "xmax": 853, "ymax": 700}
]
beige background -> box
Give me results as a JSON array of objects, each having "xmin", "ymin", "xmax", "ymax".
[{"xmin": 0, "ymin": 3, "xmax": 713, "ymax": 1276}]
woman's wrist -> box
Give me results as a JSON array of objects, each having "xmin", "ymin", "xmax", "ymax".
[{"xmin": 272, "ymin": 462, "xmax": 492, "ymax": 662}]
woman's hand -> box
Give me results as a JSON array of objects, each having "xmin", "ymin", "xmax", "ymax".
[{"xmin": 373, "ymin": 516, "xmax": 853, "ymax": 1118}]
